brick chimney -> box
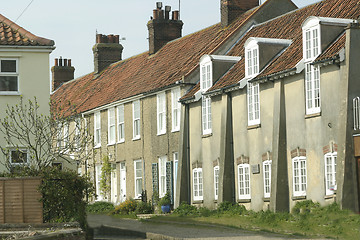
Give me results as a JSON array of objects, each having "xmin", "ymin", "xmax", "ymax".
[
  {"xmin": 51, "ymin": 57, "xmax": 75, "ymax": 91},
  {"xmin": 92, "ymin": 34, "xmax": 123, "ymax": 74},
  {"xmin": 221, "ymin": 0, "xmax": 259, "ymax": 28},
  {"xmin": 147, "ymin": 2, "xmax": 183, "ymax": 55}
]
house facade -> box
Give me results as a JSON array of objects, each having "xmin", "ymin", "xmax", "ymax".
[
  {"xmin": 0, "ymin": 14, "xmax": 55, "ymax": 172},
  {"xmin": 178, "ymin": 0, "xmax": 360, "ymax": 212},
  {"xmin": 51, "ymin": 0, "xmax": 296, "ymax": 204}
]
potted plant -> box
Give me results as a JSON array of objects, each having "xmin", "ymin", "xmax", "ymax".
[{"xmin": 158, "ymin": 192, "xmax": 171, "ymax": 213}]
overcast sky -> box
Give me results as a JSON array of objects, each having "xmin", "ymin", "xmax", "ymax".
[{"xmin": 2, "ymin": 0, "xmax": 321, "ymax": 78}]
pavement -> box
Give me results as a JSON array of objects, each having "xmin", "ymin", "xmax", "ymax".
[{"xmin": 87, "ymin": 214, "xmax": 324, "ymax": 240}]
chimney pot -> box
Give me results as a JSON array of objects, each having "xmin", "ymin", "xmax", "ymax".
[
  {"xmin": 64, "ymin": 59, "xmax": 68, "ymax": 67},
  {"xmin": 68, "ymin": 59, "xmax": 72, "ymax": 67},
  {"xmin": 96, "ymin": 34, "xmax": 102, "ymax": 43},
  {"xmin": 153, "ymin": 9, "xmax": 159, "ymax": 19},
  {"xmin": 115, "ymin": 35, "xmax": 119, "ymax": 43},
  {"xmin": 165, "ymin": 6, "xmax": 171, "ymax": 20},
  {"xmin": 59, "ymin": 57, "xmax": 63, "ymax": 67},
  {"xmin": 172, "ymin": 11, "xmax": 179, "ymax": 20},
  {"xmin": 55, "ymin": 58, "xmax": 58, "ymax": 67},
  {"xmin": 159, "ymin": 10, "xmax": 164, "ymax": 19},
  {"xmin": 108, "ymin": 34, "xmax": 115, "ymax": 43},
  {"xmin": 156, "ymin": 2, "xmax": 162, "ymax": 9}
]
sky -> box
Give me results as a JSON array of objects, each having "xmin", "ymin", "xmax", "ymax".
[{"xmin": 2, "ymin": 0, "xmax": 321, "ymax": 78}]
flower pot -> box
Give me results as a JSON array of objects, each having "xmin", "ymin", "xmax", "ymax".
[{"xmin": 161, "ymin": 204, "xmax": 171, "ymax": 213}]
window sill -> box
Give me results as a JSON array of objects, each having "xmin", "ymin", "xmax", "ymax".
[
  {"xmin": 107, "ymin": 143, "xmax": 116, "ymax": 146},
  {"xmin": 132, "ymin": 137, "xmax": 141, "ymax": 141},
  {"xmin": 193, "ymin": 200, "xmax": 204, "ymax": 204},
  {"xmin": 117, "ymin": 140, "xmax": 125, "ymax": 144},
  {"xmin": 263, "ymin": 197, "xmax": 270, "ymax": 202},
  {"xmin": 202, "ymin": 133, "xmax": 212, "ymax": 138},
  {"xmin": 171, "ymin": 129, "xmax": 180, "ymax": 133},
  {"xmin": 324, "ymin": 193, "xmax": 336, "ymax": 199},
  {"xmin": 94, "ymin": 145, "xmax": 101, "ymax": 149},
  {"xmin": 0, "ymin": 91, "xmax": 21, "ymax": 96},
  {"xmin": 247, "ymin": 124, "xmax": 261, "ymax": 130},
  {"xmin": 237, "ymin": 199, "xmax": 251, "ymax": 203},
  {"xmin": 305, "ymin": 112, "xmax": 321, "ymax": 119},
  {"xmin": 157, "ymin": 132, "xmax": 166, "ymax": 136},
  {"xmin": 213, "ymin": 199, "xmax": 218, "ymax": 203},
  {"xmin": 292, "ymin": 195, "xmax": 306, "ymax": 200}
]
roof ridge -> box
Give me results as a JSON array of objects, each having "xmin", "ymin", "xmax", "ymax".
[{"xmin": 0, "ymin": 13, "xmax": 54, "ymax": 46}]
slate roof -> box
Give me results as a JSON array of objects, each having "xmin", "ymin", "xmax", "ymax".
[
  {"xmin": 0, "ymin": 14, "xmax": 54, "ymax": 46},
  {"xmin": 51, "ymin": 2, "xmax": 271, "ymax": 116},
  {"xmin": 182, "ymin": 0, "xmax": 360, "ymax": 101}
]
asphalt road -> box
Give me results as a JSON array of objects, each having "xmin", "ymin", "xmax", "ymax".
[{"xmin": 87, "ymin": 214, "xmax": 324, "ymax": 240}]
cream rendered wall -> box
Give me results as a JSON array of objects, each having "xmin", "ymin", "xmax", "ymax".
[{"xmin": 0, "ymin": 49, "xmax": 52, "ymax": 172}]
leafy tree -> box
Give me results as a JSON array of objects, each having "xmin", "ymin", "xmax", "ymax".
[
  {"xmin": 0, "ymin": 97, "xmax": 93, "ymax": 171},
  {"xmin": 100, "ymin": 155, "xmax": 112, "ymax": 200}
]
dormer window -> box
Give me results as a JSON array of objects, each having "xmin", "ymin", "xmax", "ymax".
[
  {"xmin": 200, "ymin": 62, "xmax": 212, "ymax": 91},
  {"xmin": 246, "ymin": 46, "xmax": 259, "ymax": 77},
  {"xmin": 200, "ymin": 56, "xmax": 213, "ymax": 135},
  {"xmin": 302, "ymin": 17, "xmax": 356, "ymax": 115}
]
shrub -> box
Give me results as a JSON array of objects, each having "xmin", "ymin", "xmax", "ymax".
[
  {"xmin": 217, "ymin": 201, "xmax": 247, "ymax": 215},
  {"xmin": 87, "ymin": 201, "xmax": 115, "ymax": 214},
  {"xmin": 197, "ymin": 207, "xmax": 213, "ymax": 217},
  {"xmin": 135, "ymin": 201, "xmax": 153, "ymax": 214},
  {"xmin": 292, "ymin": 200, "xmax": 320, "ymax": 215},
  {"xmin": 158, "ymin": 192, "xmax": 171, "ymax": 206},
  {"xmin": 0, "ymin": 166, "xmax": 94, "ymax": 231},
  {"xmin": 112, "ymin": 199, "xmax": 137, "ymax": 215},
  {"xmin": 173, "ymin": 202, "xmax": 198, "ymax": 216}
]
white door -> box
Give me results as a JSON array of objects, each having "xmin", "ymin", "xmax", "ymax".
[
  {"xmin": 120, "ymin": 162, "xmax": 126, "ymax": 202},
  {"xmin": 95, "ymin": 165, "xmax": 103, "ymax": 201},
  {"xmin": 111, "ymin": 164, "xmax": 117, "ymax": 204}
]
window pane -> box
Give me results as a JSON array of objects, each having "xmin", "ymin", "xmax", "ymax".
[
  {"xmin": 1, "ymin": 60, "xmax": 16, "ymax": 72},
  {"xmin": 11, "ymin": 150, "xmax": 27, "ymax": 164},
  {"xmin": 0, "ymin": 76, "xmax": 17, "ymax": 91}
]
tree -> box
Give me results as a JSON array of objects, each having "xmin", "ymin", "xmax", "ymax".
[{"xmin": 0, "ymin": 97, "xmax": 93, "ymax": 171}]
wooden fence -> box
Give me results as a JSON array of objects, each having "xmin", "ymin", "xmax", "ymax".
[{"xmin": 0, "ymin": 177, "xmax": 43, "ymax": 224}]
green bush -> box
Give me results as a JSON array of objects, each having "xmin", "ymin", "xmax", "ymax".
[
  {"xmin": 197, "ymin": 207, "xmax": 213, "ymax": 217},
  {"xmin": 111, "ymin": 199, "xmax": 137, "ymax": 215},
  {"xmin": 87, "ymin": 201, "xmax": 115, "ymax": 214},
  {"xmin": 158, "ymin": 192, "xmax": 171, "ymax": 206},
  {"xmin": 173, "ymin": 202, "xmax": 198, "ymax": 216},
  {"xmin": 135, "ymin": 201, "xmax": 153, "ymax": 214},
  {"xmin": 217, "ymin": 201, "xmax": 247, "ymax": 215},
  {"xmin": 292, "ymin": 200, "xmax": 320, "ymax": 215},
  {"xmin": 0, "ymin": 166, "xmax": 94, "ymax": 231}
]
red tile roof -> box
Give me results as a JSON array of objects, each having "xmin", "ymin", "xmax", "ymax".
[
  {"xmin": 199, "ymin": 0, "xmax": 360, "ymax": 96},
  {"xmin": 0, "ymin": 14, "xmax": 54, "ymax": 46},
  {"xmin": 51, "ymin": 5, "xmax": 264, "ymax": 116}
]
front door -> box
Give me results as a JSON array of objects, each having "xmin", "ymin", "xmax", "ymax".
[
  {"xmin": 111, "ymin": 164, "xmax": 117, "ymax": 204},
  {"xmin": 120, "ymin": 162, "xmax": 126, "ymax": 202}
]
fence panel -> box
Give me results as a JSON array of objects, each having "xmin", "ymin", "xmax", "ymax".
[{"xmin": 0, "ymin": 177, "xmax": 42, "ymax": 224}]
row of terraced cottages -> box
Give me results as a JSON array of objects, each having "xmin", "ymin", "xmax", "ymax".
[{"xmin": 51, "ymin": 0, "xmax": 360, "ymax": 213}]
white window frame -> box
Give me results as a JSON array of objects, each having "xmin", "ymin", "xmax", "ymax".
[
  {"xmin": 0, "ymin": 58, "xmax": 19, "ymax": 94},
  {"xmin": 108, "ymin": 108, "xmax": 116, "ymax": 145},
  {"xmin": 94, "ymin": 112, "xmax": 101, "ymax": 148},
  {"xmin": 9, "ymin": 148, "xmax": 29, "ymax": 165},
  {"xmin": 117, "ymin": 104, "xmax": 125, "ymax": 143},
  {"xmin": 303, "ymin": 26, "xmax": 321, "ymax": 61},
  {"xmin": 263, "ymin": 160, "xmax": 272, "ymax": 198},
  {"xmin": 245, "ymin": 46, "xmax": 259, "ymax": 77},
  {"xmin": 171, "ymin": 88, "xmax": 181, "ymax": 132},
  {"xmin": 95, "ymin": 164, "xmax": 103, "ymax": 201},
  {"xmin": 193, "ymin": 168, "xmax": 203, "ymax": 201},
  {"xmin": 158, "ymin": 156, "xmax": 168, "ymax": 198},
  {"xmin": 132, "ymin": 100, "xmax": 140, "ymax": 140},
  {"xmin": 157, "ymin": 92, "xmax": 166, "ymax": 135},
  {"xmin": 74, "ymin": 118, "xmax": 81, "ymax": 149},
  {"xmin": 63, "ymin": 122, "xmax": 69, "ymax": 151},
  {"xmin": 305, "ymin": 63, "xmax": 321, "ymax": 115},
  {"xmin": 238, "ymin": 164, "xmax": 251, "ymax": 200},
  {"xmin": 202, "ymin": 96, "xmax": 212, "ymax": 135},
  {"xmin": 200, "ymin": 62, "xmax": 212, "ymax": 92},
  {"xmin": 247, "ymin": 82, "xmax": 260, "ymax": 126},
  {"xmin": 353, "ymin": 97, "xmax": 360, "ymax": 130},
  {"xmin": 214, "ymin": 165, "xmax": 219, "ymax": 200},
  {"xmin": 134, "ymin": 159, "xmax": 143, "ymax": 199},
  {"xmin": 292, "ymin": 156, "xmax": 307, "ymax": 197},
  {"xmin": 324, "ymin": 152, "xmax": 337, "ymax": 196}
]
